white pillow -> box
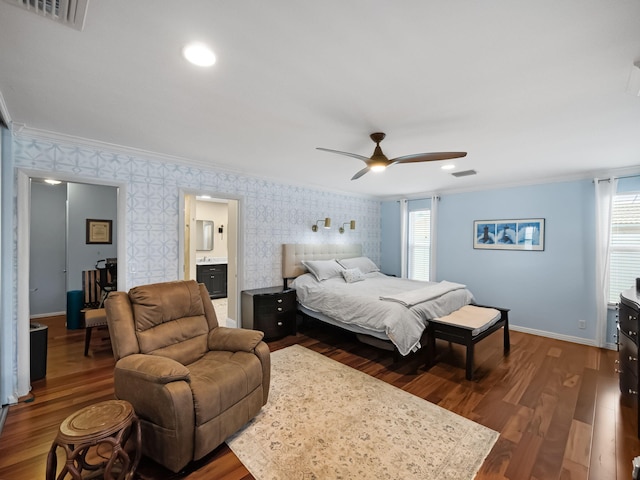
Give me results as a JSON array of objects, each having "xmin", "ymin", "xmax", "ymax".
[
  {"xmin": 337, "ymin": 256, "xmax": 380, "ymax": 274},
  {"xmin": 342, "ymin": 268, "xmax": 365, "ymax": 283},
  {"xmin": 301, "ymin": 259, "xmax": 345, "ymax": 281}
]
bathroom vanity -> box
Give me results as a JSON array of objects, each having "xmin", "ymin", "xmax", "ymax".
[{"xmin": 196, "ymin": 260, "xmax": 227, "ymax": 299}]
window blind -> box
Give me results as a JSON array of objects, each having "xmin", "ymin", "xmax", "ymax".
[
  {"xmin": 609, "ymin": 192, "xmax": 640, "ymax": 303},
  {"xmin": 408, "ymin": 209, "xmax": 430, "ymax": 281}
]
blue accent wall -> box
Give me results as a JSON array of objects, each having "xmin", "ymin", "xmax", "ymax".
[
  {"xmin": 381, "ymin": 177, "xmax": 640, "ymax": 345},
  {"xmin": 436, "ymin": 180, "xmax": 596, "ymax": 341}
]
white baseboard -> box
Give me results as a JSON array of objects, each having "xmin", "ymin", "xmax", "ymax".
[
  {"xmin": 510, "ymin": 324, "xmax": 616, "ymax": 350},
  {"xmin": 30, "ymin": 311, "xmax": 65, "ymax": 319}
]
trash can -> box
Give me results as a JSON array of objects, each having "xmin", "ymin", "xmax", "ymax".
[
  {"xmin": 66, "ymin": 290, "xmax": 83, "ymax": 330},
  {"xmin": 30, "ymin": 322, "xmax": 48, "ymax": 381}
]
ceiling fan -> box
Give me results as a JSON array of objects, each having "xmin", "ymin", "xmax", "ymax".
[{"xmin": 317, "ymin": 132, "xmax": 467, "ymax": 180}]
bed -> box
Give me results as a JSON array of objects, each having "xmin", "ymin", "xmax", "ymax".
[{"xmin": 282, "ymin": 243, "xmax": 476, "ymax": 356}]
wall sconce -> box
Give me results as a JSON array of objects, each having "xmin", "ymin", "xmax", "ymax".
[
  {"xmin": 339, "ymin": 220, "xmax": 356, "ymax": 234},
  {"xmin": 312, "ymin": 217, "xmax": 331, "ymax": 232}
]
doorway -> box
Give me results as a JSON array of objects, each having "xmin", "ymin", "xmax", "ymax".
[
  {"xmin": 13, "ymin": 169, "xmax": 126, "ymax": 400},
  {"xmin": 181, "ymin": 191, "xmax": 240, "ymax": 326},
  {"xmin": 29, "ymin": 179, "xmax": 119, "ymax": 318}
]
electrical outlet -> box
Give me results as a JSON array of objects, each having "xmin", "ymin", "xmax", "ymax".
[{"xmin": 578, "ymin": 319, "xmax": 586, "ymax": 329}]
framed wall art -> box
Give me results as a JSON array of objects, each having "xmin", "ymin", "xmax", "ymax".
[
  {"xmin": 474, "ymin": 218, "xmax": 545, "ymax": 251},
  {"xmin": 86, "ymin": 219, "xmax": 113, "ymax": 245}
]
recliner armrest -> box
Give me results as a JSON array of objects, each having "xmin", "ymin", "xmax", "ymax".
[
  {"xmin": 115, "ymin": 354, "xmax": 190, "ymax": 384},
  {"xmin": 208, "ymin": 327, "xmax": 264, "ymax": 352}
]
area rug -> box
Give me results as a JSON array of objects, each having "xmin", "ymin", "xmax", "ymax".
[{"xmin": 227, "ymin": 345, "xmax": 498, "ymax": 479}]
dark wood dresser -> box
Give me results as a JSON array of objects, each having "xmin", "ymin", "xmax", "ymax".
[
  {"xmin": 241, "ymin": 287, "xmax": 296, "ymax": 340},
  {"xmin": 618, "ymin": 287, "xmax": 640, "ymax": 437}
]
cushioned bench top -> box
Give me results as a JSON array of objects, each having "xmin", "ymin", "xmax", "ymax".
[
  {"xmin": 84, "ymin": 308, "xmax": 108, "ymax": 326},
  {"xmin": 432, "ymin": 305, "xmax": 501, "ymax": 337}
]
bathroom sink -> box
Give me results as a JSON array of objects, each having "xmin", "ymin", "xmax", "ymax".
[{"xmin": 196, "ymin": 257, "xmax": 227, "ymax": 265}]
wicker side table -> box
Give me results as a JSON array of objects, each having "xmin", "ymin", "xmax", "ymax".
[{"xmin": 45, "ymin": 399, "xmax": 141, "ymax": 480}]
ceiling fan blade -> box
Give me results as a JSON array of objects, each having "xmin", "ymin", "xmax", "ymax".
[
  {"xmin": 391, "ymin": 152, "xmax": 467, "ymax": 165},
  {"xmin": 351, "ymin": 166, "xmax": 370, "ymax": 180},
  {"xmin": 316, "ymin": 147, "xmax": 370, "ymax": 163}
]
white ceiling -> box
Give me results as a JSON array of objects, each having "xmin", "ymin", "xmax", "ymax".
[{"xmin": 1, "ymin": 1, "xmax": 639, "ymax": 198}]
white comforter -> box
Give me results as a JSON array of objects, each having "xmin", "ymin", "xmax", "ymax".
[{"xmin": 291, "ymin": 272, "xmax": 474, "ymax": 356}]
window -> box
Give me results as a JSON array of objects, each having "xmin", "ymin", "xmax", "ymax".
[
  {"xmin": 609, "ymin": 192, "xmax": 640, "ymax": 303},
  {"xmin": 408, "ymin": 209, "xmax": 431, "ymax": 281}
]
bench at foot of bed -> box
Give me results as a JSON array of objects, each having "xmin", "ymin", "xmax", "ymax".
[{"xmin": 426, "ymin": 304, "xmax": 510, "ymax": 380}]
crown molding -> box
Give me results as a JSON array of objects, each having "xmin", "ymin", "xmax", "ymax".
[
  {"xmin": 13, "ymin": 125, "xmax": 230, "ymax": 170},
  {"xmin": 11, "ymin": 126, "xmax": 380, "ymax": 201},
  {"xmin": 17, "ymin": 125, "xmax": 632, "ymax": 203},
  {"xmin": 377, "ymin": 166, "xmax": 640, "ymax": 202}
]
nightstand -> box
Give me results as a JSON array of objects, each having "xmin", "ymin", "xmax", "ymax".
[{"xmin": 241, "ymin": 287, "xmax": 296, "ymax": 340}]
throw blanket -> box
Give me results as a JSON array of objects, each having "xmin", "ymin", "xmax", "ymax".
[{"xmin": 380, "ymin": 281, "xmax": 466, "ymax": 307}]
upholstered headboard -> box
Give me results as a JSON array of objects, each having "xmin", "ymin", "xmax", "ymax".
[{"xmin": 282, "ymin": 243, "xmax": 362, "ymax": 281}]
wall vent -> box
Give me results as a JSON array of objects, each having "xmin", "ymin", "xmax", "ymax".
[
  {"xmin": 451, "ymin": 169, "xmax": 477, "ymax": 177},
  {"xmin": 4, "ymin": 0, "xmax": 89, "ymax": 31}
]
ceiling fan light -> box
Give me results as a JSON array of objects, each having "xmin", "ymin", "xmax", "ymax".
[{"xmin": 370, "ymin": 165, "xmax": 386, "ymax": 172}]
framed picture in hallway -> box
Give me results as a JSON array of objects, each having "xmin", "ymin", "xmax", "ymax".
[
  {"xmin": 86, "ymin": 219, "xmax": 113, "ymax": 244},
  {"xmin": 474, "ymin": 218, "xmax": 545, "ymax": 251}
]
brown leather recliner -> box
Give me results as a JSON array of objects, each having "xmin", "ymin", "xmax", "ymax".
[{"xmin": 104, "ymin": 280, "xmax": 270, "ymax": 473}]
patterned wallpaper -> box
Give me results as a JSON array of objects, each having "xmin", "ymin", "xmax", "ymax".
[{"xmin": 11, "ymin": 133, "xmax": 381, "ymax": 291}]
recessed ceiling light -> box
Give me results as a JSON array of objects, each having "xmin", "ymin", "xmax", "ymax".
[
  {"xmin": 182, "ymin": 43, "xmax": 216, "ymax": 67},
  {"xmin": 441, "ymin": 164, "xmax": 455, "ymax": 170},
  {"xmin": 44, "ymin": 179, "xmax": 61, "ymax": 185}
]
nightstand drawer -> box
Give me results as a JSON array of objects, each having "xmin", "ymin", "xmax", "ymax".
[
  {"xmin": 620, "ymin": 333, "xmax": 639, "ymax": 377},
  {"xmin": 620, "ymin": 303, "xmax": 639, "ymax": 342},
  {"xmin": 258, "ymin": 313, "xmax": 296, "ymax": 339},
  {"xmin": 620, "ymin": 365, "xmax": 639, "ymax": 396},
  {"xmin": 255, "ymin": 294, "xmax": 296, "ymax": 314}
]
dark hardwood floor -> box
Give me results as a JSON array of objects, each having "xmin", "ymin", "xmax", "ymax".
[{"xmin": 0, "ymin": 314, "xmax": 638, "ymax": 480}]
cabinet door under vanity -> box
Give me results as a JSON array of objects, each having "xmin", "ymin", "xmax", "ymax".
[{"xmin": 196, "ymin": 264, "xmax": 227, "ymax": 299}]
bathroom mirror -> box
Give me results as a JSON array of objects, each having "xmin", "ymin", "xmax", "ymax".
[{"xmin": 196, "ymin": 220, "xmax": 214, "ymax": 251}]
